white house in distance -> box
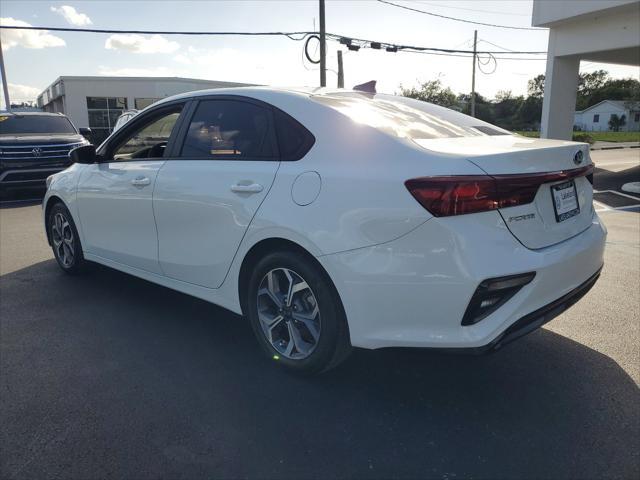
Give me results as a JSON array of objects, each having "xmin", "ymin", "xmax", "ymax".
[
  {"xmin": 574, "ymin": 100, "xmax": 640, "ymax": 131},
  {"xmin": 37, "ymin": 76, "xmax": 251, "ymax": 143},
  {"xmin": 532, "ymin": 0, "xmax": 640, "ymax": 140}
]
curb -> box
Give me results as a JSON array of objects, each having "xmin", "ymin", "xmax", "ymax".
[{"xmin": 591, "ymin": 145, "xmax": 640, "ymax": 151}]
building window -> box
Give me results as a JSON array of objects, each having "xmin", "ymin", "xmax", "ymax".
[
  {"xmin": 634, "ymin": 113, "xmax": 640, "ymax": 122},
  {"xmin": 134, "ymin": 98, "xmax": 160, "ymax": 110},
  {"xmin": 593, "ymin": 114, "xmax": 599, "ymax": 123},
  {"xmin": 86, "ymin": 97, "xmax": 128, "ymax": 144}
]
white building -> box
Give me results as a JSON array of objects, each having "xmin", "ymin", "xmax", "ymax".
[
  {"xmin": 532, "ymin": 0, "xmax": 640, "ymax": 140},
  {"xmin": 37, "ymin": 76, "xmax": 251, "ymax": 143},
  {"xmin": 574, "ymin": 100, "xmax": 640, "ymax": 131}
]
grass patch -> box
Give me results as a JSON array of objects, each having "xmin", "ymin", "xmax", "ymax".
[
  {"xmin": 514, "ymin": 131, "xmax": 640, "ymax": 143},
  {"xmin": 588, "ymin": 131, "xmax": 640, "ymax": 142}
]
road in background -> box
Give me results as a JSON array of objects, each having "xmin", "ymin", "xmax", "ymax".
[{"xmin": 1, "ymin": 150, "xmax": 639, "ymax": 479}]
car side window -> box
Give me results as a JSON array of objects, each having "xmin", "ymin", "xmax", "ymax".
[
  {"xmin": 111, "ymin": 107, "xmax": 182, "ymax": 161},
  {"xmin": 180, "ymin": 100, "xmax": 276, "ymax": 159},
  {"xmin": 273, "ymin": 109, "xmax": 315, "ymax": 161}
]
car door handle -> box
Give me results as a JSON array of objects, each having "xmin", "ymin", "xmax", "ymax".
[
  {"xmin": 230, "ymin": 183, "xmax": 263, "ymax": 194},
  {"xmin": 131, "ymin": 176, "xmax": 151, "ymax": 187}
]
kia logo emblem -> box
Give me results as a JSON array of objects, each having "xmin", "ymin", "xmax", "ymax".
[
  {"xmin": 32, "ymin": 147, "xmax": 43, "ymax": 157},
  {"xmin": 573, "ymin": 150, "xmax": 584, "ymax": 165}
]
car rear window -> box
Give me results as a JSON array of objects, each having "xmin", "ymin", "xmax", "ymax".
[
  {"xmin": 311, "ymin": 92, "xmax": 510, "ymax": 140},
  {"xmin": 0, "ymin": 115, "xmax": 77, "ymax": 135}
]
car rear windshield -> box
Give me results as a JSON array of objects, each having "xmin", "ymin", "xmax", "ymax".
[
  {"xmin": 0, "ymin": 115, "xmax": 77, "ymax": 135},
  {"xmin": 311, "ymin": 92, "xmax": 510, "ymax": 140}
]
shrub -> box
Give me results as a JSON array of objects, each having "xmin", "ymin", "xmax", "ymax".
[{"xmin": 572, "ymin": 133, "xmax": 594, "ymax": 144}]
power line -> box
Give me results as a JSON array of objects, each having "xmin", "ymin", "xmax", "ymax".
[
  {"xmin": 376, "ymin": 0, "xmax": 547, "ymax": 31},
  {"xmin": 325, "ymin": 32, "xmax": 546, "ymax": 55},
  {"xmin": 0, "ymin": 25, "xmax": 314, "ymax": 41},
  {"xmin": 477, "ymin": 39, "xmax": 521, "ymax": 53},
  {"xmin": 0, "ymin": 24, "xmax": 549, "ymax": 56},
  {"xmin": 410, "ymin": 51, "xmax": 546, "ymax": 60},
  {"xmin": 413, "ymin": 1, "xmax": 530, "ymax": 17}
]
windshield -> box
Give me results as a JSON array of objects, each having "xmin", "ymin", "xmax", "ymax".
[
  {"xmin": 0, "ymin": 115, "xmax": 77, "ymax": 135},
  {"xmin": 311, "ymin": 92, "xmax": 510, "ymax": 140}
]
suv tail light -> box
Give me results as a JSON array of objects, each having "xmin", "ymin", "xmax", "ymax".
[{"xmin": 405, "ymin": 165, "xmax": 594, "ymax": 217}]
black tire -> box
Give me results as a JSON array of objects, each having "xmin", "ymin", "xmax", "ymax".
[
  {"xmin": 247, "ymin": 251, "xmax": 351, "ymax": 375},
  {"xmin": 47, "ymin": 202, "xmax": 86, "ymax": 274}
]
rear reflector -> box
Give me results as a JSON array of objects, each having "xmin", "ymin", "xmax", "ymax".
[
  {"xmin": 462, "ymin": 272, "xmax": 536, "ymax": 326},
  {"xmin": 405, "ymin": 164, "xmax": 594, "ymax": 217}
]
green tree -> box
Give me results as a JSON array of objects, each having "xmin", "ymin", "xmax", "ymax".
[
  {"xmin": 576, "ymin": 70, "xmax": 609, "ymax": 109},
  {"xmin": 514, "ymin": 96, "xmax": 542, "ymax": 130},
  {"xmin": 399, "ymin": 79, "xmax": 458, "ymax": 109},
  {"xmin": 458, "ymin": 93, "xmax": 495, "ymax": 124},
  {"xmin": 608, "ymin": 114, "xmax": 627, "ymax": 132},
  {"xmin": 587, "ymin": 78, "xmax": 640, "ymax": 107},
  {"xmin": 526, "ymin": 71, "xmax": 639, "ymax": 110},
  {"xmin": 493, "ymin": 90, "xmax": 524, "ymax": 129},
  {"xmin": 527, "ymin": 74, "xmax": 545, "ymax": 98}
]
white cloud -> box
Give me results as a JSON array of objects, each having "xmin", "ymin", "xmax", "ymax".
[
  {"xmin": 50, "ymin": 5, "xmax": 92, "ymax": 26},
  {"xmin": 97, "ymin": 65, "xmax": 178, "ymax": 77},
  {"xmin": 173, "ymin": 54, "xmax": 192, "ymax": 65},
  {"xmin": 175, "ymin": 46, "xmax": 239, "ymax": 66},
  {"xmin": 8, "ymin": 83, "xmax": 41, "ymax": 99},
  {"xmin": 105, "ymin": 34, "xmax": 180, "ymax": 54},
  {"xmin": 0, "ymin": 83, "xmax": 42, "ymax": 108},
  {"xmin": 0, "ymin": 17, "xmax": 65, "ymax": 51},
  {"xmin": 169, "ymin": 46, "xmax": 273, "ymax": 84}
]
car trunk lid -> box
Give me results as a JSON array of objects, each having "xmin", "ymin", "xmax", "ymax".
[{"xmin": 413, "ymin": 135, "xmax": 594, "ymax": 249}]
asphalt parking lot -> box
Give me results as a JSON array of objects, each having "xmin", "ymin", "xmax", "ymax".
[{"xmin": 1, "ymin": 150, "xmax": 639, "ymax": 479}]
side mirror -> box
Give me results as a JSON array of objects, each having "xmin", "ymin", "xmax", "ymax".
[
  {"xmin": 78, "ymin": 127, "xmax": 92, "ymax": 136},
  {"xmin": 70, "ymin": 144, "xmax": 97, "ymax": 164}
]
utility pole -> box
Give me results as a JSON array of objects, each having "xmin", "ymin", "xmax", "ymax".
[
  {"xmin": 0, "ymin": 34, "xmax": 11, "ymax": 111},
  {"xmin": 470, "ymin": 29, "xmax": 477, "ymax": 118},
  {"xmin": 319, "ymin": 0, "xmax": 327, "ymax": 87},
  {"xmin": 337, "ymin": 50, "xmax": 344, "ymax": 88}
]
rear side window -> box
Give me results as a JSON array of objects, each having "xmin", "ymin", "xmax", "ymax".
[
  {"xmin": 180, "ymin": 100, "xmax": 276, "ymax": 159},
  {"xmin": 274, "ymin": 109, "xmax": 315, "ymax": 161}
]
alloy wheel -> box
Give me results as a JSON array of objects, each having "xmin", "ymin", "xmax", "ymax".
[
  {"xmin": 256, "ymin": 268, "xmax": 321, "ymax": 360},
  {"xmin": 51, "ymin": 212, "xmax": 75, "ymax": 268}
]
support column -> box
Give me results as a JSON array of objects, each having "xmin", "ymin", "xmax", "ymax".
[{"xmin": 540, "ymin": 48, "xmax": 580, "ymax": 140}]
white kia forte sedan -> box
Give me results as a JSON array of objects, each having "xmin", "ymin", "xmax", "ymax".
[{"xmin": 44, "ymin": 87, "xmax": 606, "ymax": 374}]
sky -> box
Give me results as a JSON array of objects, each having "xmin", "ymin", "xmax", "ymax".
[{"xmin": 1, "ymin": 0, "xmax": 639, "ymax": 107}]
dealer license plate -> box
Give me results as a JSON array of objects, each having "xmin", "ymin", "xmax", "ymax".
[{"xmin": 551, "ymin": 180, "xmax": 580, "ymax": 222}]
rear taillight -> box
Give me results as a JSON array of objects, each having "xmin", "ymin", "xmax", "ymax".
[
  {"xmin": 405, "ymin": 164, "xmax": 594, "ymax": 217},
  {"xmin": 405, "ymin": 176, "xmax": 504, "ymax": 217}
]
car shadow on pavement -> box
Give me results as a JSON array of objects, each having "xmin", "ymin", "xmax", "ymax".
[
  {"xmin": 0, "ymin": 198, "xmax": 43, "ymax": 209},
  {"xmin": 1, "ymin": 260, "xmax": 638, "ymax": 480}
]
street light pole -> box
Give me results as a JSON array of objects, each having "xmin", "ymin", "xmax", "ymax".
[
  {"xmin": 319, "ymin": 0, "xmax": 327, "ymax": 87},
  {"xmin": 0, "ymin": 34, "xmax": 11, "ymax": 111},
  {"xmin": 471, "ymin": 29, "xmax": 477, "ymax": 117}
]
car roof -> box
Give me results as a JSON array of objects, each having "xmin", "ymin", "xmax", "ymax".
[
  {"xmin": 151, "ymin": 86, "xmax": 369, "ymax": 108},
  {"xmin": 0, "ymin": 111, "xmax": 68, "ymax": 117}
]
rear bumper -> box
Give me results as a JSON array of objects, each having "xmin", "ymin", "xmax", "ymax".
[
  {"xmin": 319, "ymin": 210, "xmax": 607, "ymax": 349},
  {"xmin": 457, "ymin": 265, "xmax": 602, "ymax": 354}
]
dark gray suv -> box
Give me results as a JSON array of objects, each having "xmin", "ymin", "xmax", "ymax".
[{"xmin": 0, "ymin": 112, "xmax": 90, "ymax": 197}]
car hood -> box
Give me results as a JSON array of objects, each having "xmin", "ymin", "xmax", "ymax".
[{"xmin": 0, "ymin": 134, "xmax": 85, "ymax": 146}]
